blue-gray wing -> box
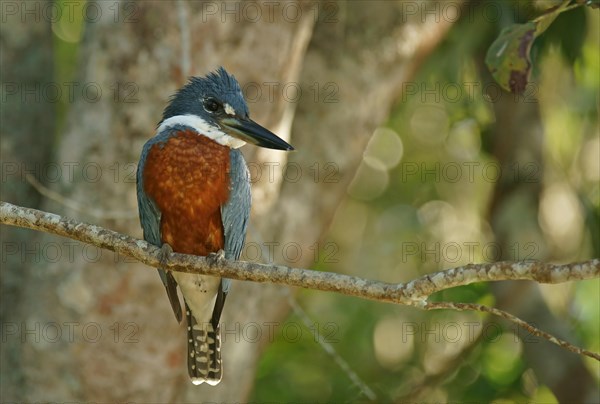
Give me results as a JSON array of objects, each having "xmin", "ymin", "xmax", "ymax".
[
  {"xmin": 222, "ymin": 149, "xmax": 251, "ymax": 261},
  {"xmin": 211, "ymin": 149, "xmax": 251, "ymax": 326},
  {"xmin": 136, "ymin": 138, "xmax": 183, "ymax": 323}
]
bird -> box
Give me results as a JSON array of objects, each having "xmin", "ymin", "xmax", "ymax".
[{"xmin": 136, "ymin": 67, "xmax": 293, "ymax": 385}]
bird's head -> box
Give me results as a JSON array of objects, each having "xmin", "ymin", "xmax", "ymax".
[{"xmin": 160, "ymin": 67, "xmax": 293, "ymax": 151}]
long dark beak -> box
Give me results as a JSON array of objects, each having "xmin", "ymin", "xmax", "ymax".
[{"xmin": 221, "ymin": 117, "xmax": 294, "ymax": 150}]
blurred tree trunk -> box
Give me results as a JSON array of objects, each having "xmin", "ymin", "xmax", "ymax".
[
  {"xmin": 0, "ymin": 1, "xmax": 56, "ymax": 398},
  {"xmin": 5, "ymin": 1, "xmax": 454, "ymax": 401},
  {"xmin": 480, "ymin": 67, "xmax": 598, "ymax": 402}
]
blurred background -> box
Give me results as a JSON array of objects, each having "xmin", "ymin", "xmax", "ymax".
[{"xmin": 1, "ymin": 0, "xmax": 598, "ymax": 402}]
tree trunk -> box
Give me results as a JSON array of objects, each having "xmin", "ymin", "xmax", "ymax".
[
  {"xmin": 480, "ymin": 64, "xmax": 599, "ymax": 403},
  {"xmin": 0, "ymin": 0, "xmax": 56, "ymax": 398},
  {"xmin": 5, "ymin": 1, "xmax": 453, "ymax": 401}
]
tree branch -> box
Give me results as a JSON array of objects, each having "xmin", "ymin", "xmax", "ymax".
[
  {"xmin": 1, "ymin": 201, "xmax": 598, "ymax": 305},
  {"xmin": 2, "ymin": 200, "xmax": 599, "ymax": 361},
  {"xmin": 425, "ymin": 302, "xmax": 600, "ymax": 361}
]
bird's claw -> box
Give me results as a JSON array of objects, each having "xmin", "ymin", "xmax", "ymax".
[
  {"xmin": 159, "ymin": 243, "xmax": 173, "ymax": 268},
  {"xmin": 207, "ymin": 249, "xmax": 226, "ymax": 266}
]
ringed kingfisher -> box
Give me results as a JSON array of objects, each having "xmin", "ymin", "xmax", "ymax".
[{"xmin": 136, "ymin": 67, "xmax": 293, "ymax": 385}]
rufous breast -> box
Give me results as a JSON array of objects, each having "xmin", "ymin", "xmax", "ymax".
[{"xmin": 142, "ymin": 129, "xmax": 230, "ymax": 255}]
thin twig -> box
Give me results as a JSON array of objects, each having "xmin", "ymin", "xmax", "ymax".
[
  {"xmin": 25, "ymin": 173, "xmax": 137, "ymax": 220},
  {"xmin": 425, "ymin": 301, "xmax": 600, "ymax": 361},
  {"xmin": 249, "ymin": 225, "xmax": 377, "ymax": 401}
]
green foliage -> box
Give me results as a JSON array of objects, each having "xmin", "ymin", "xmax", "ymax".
[
  {"xmin": 253, "ymin": 2, "xmax": 599, "ymax": 402},
  {"xmin": 486, "ymin": 21, "xmax": 538, "ymax": 93},
  {"xmin": 486, "ymin": 1, "xmax": 592, "ymax": 93}
]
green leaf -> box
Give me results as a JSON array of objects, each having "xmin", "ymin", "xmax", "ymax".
[
  {"xmin": 485, "ymin": 1, "xmax": 576, "ymax": 93},
  {"xmin": 485, "ymin": 22, "xmax": 537, "ymax": 93}
]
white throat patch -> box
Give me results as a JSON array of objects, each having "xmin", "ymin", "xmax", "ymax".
[{"xmin": 157, "ymin": 115, "xmax": 246, "ymax": 149}]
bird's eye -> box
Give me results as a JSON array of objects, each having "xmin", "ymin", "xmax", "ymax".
[{"xmin": 203, "ymin": 98, "xmax": 220, "ymax": 113}]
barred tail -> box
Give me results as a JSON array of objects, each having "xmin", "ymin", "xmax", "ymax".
[{"xmin": 185, "ymin": 304, "xmax": 222, "ymax": 385}]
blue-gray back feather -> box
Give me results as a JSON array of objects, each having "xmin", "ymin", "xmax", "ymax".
[
  {"xmin": 136, "ymin": 127, "xmax": 190, "ymax": 323},
  {"xmin": 211, "ymin": 149, "xmax": 251, "ymax": 326},
  {"xmin": 222, "ymin": 149, "xmax": 251, "ymax": 261}
]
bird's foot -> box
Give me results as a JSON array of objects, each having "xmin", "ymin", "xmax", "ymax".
[
  {"xmin": 207, "ymin": 249, "xmax": 226, "ymax": 267},
  {"xmin": 158, "ymin": 243, "xmax": 173, "ymax": 268}
]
